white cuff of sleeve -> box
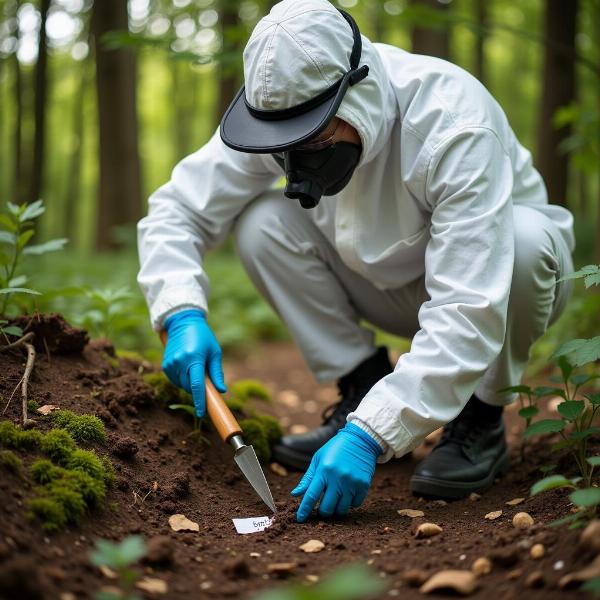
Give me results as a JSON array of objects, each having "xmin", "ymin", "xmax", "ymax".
[
  {"xmin": 149, "ymin": 285, "xmax": 208, "ymax": 331},
  {"xmin": 348, "ymin": 418, "xmax": 395, "ymax": 463}
]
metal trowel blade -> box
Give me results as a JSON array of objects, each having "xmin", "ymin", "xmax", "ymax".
[{"xmin": 234, "ymin": 444, "xmax": 276, "ymax": 513}]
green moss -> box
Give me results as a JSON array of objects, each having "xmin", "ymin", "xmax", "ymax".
[
  {"xmin": 51, "ymin": 411, "xmax": 107, "ymax": 445},
  {"xmin": 40, "ymin": 429, "xmax": 77, "ymax": 462},
  {"xmin": 253, "ymin": 414, "xmax": 282, "ymax": 445},
  {"xmin": 63, "ymin": 470, "xmax": 105, "ymax": 506},
  {"xmin": 143, "ymin": 371, "xmax": 192, "ymax": 406},
  {"xmin": 101, "ymin": 351, "xmax": 120, "ymax": 370},
  {"xmin": 67, "ymin": 449, "xmax": 105, "ymax": 480},
  {"xmin": 239, "ymin": 418, "xmax": 271, "ymax": 463},
  {"xmin": 229, "ymin": 379, "xmax": 271, "ymax": 407},
  {"xmin": 27, "ymin": 399, "xmax": 39, "ymax": 412},
  {"xmin": 26, "ymin": 498, "xmax": 67, "ymax": 532},
  {"xmin": 115, "ymin": 349, "xmax": 145, "ymax": 363},
  {"xmin": 45, "ymin": 481, "xmax": 86, "ymax": 522},
  {"xmin": 0, "ymin": 450, "xmax": 22, "ymax": 475},
  {"xmin": 0, "ymin": 421, "xmax": 42, "ymax": 449},
  {"xmin": 31, "ymin": 460, "xmax": 63, "ymax": 484},
  {"xmin": 225, "ymin": 396, "xmax": 247, "ymax": 414},
  {"xmin": 100, "ymin": 455, "xmax": 116, "ymax": 486}
]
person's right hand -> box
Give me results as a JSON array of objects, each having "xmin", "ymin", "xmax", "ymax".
[{"xmin": 162, "ymin": 308, "xmax": 226, "ymax": 418}]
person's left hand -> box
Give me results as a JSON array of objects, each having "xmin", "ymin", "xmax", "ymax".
[{"xmin": 291, "ymin": 423, "xmax": 382, "ymax": 523}]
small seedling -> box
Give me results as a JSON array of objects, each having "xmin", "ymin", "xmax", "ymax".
[
  {"xmin": 168, "ymin": 403, "xmax": 201, "ymax": 430},
  {"xmin": 90, "ymin": 536, "xmax": 146, "ymax": 600}
]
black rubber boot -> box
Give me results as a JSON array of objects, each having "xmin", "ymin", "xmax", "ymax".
[
  {"xmin": 272, "ymin": 347, "xmax": 393, "ymax": 471},
  {"xmin": 409, "ymin": 395, "xmax": 510, "ymax": 499}
]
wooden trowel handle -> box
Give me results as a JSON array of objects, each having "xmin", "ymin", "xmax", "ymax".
[{"xmin": 159, "ymin": 330, "xmax": 242, "ymax": 443}]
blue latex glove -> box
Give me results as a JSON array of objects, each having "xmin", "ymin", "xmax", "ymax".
[
  {"xmin": 291, "ymin": 423, "xmax": 381, "ymax": 523},
  {"xmin": 162, "ymin": 308, "xmax": 226, "ymax": 418}
]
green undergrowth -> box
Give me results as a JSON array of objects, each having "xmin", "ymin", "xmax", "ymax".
[
  {"xmin": 51, "ymin": 410, "xmax": 107, "ymax": 444},
  {"xmin": 144, "ymin": 372, "xmax": 282, "ymax": 462},
  {"xmin": 0, "ymin": 420, "xmax": 113, "ymax": 532},
  {"xmin": 0, "ymin": 449, "xmax": 23, "ymax": 475}
]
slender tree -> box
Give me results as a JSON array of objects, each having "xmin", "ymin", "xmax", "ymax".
[
  {"xmin": 217, "ymin": 0, "xmax": 241, "ymax": 123},
  {"xmin": 91, "ymin": 0, "xmax": 143, "ymax": 250},
  {"xmin": 12, "ymin": 0, "xmax": 24, "ymax": 203},
  {"xmin": 27, "ymin": 0, "xmax": 50, "ymax": 205},
  {"xmin": 410, "ymin": 0, "xmax": 450, "ymax": 60},
  {"xmin": 474, "ymin": 0, "xmax": 487, "ymax": 83},
  {"xmin": 536, "ymin": 0, "xmax": 578, "ymax": 207}
]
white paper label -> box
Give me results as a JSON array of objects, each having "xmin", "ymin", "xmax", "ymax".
[{"xmin": 232, "ymin": 516, "xmax": 273, "ymax": 534}]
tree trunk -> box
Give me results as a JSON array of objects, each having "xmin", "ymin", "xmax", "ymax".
[
  {"xmin": 474, "ymin": 0, "xmax": 486, "ymax": 83},
  {"xmin": 27, "ymin": 0, "xmax": 50, "ymax": 205},
  {"xmin": 92, "ymin": 0, "xmax": 142, "ymax": 250},
  {"xmin": 217, "ymin": 0, "xmax": 241, "ymax": 123},
  {"xmin": 536, "ymin": 0, "xmax": 578, "ymax": 207},
  {"xmin": 410, "ymin": 0, "xmax": 450, "ymax": 60},
  {"xmin": 12, "ymin": 1, "xmax": 24, "ymax": 203}
]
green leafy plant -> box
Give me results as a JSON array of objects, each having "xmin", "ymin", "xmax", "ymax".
[
  {"xmin": 252, "ymin": 563, "xmax": 385, "ymax": 600},
  {"xmin": 0, "ymin": 200, "xmax": 67, "ymax": 318},
  {"xmin": 90, "ymin": 536, "xmax": 146, "ymax": 600}
]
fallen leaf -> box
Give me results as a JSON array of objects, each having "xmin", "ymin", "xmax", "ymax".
[
  {"xmin": 471, "ymin": 557, "xmax": 491, "ymax": 576},
  {"xmin": 506, "ymin": 497, "xmax": 525, "ymax": 506},
  {"xmin": 270, "ymin": 462, "xmax": 288, "ymax": 477},
  {"xmin": 484, "ymin": 510, "xmax": 502, "ymax": 520},
  {"xmin": 397, "ymin": 509, "xmax": 425, "ymax": 518},
  {"xmin": 512, "ymin": 512, "xmax": 534, "ymax": 529},
  {"xmin": 559, "ymin": 556, "xmax": 600, "ymax": 589},
  {"xmin": 36, "ymin": 404, "xmax": 59, "ymax": 415},
  {"xmin": 299, "ymin": 539, "xmax": 325, "ymax": 553},
  {"xmin": 420, "ymin": 569, "xmax": 478, "ymax": 595},
  {"xmin": 415, "ymin": 523, "xmax": 443, "ymax": 539},
  {"xmin": 168, "ymin": 514, "xmax": 199, "ymax": 532},
  {"xmin": 136, "ymin": 577, "xmax": 168, "ymax": 594}
]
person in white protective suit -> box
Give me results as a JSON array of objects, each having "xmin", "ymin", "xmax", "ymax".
[{"xmin": 137, "ymin": 0, "xmax": 575, "ymax": 523}]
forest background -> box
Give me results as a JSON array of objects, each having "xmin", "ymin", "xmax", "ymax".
[{"xmin": 0, "ymin": 0, "xmax": 598, "ymax": 364}]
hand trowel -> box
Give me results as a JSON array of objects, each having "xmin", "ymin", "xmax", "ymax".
[{"xmin": 159, "ymin": 331, "xmax": 275, "ymax": 513}]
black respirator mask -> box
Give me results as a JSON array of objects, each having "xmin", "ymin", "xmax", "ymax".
[{"xmin": 271, "ymin": 141, "xmax": 361, "ymax": 209}]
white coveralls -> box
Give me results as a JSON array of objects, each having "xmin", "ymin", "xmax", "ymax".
[{"xmin": 137, "ymin": 15, "xmax": 575, "ymax": 462}]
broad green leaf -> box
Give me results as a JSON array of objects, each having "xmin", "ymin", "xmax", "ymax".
[
  {"xmin": 556, "ymin": 355, "xmax": 573, "ymax": 381},
  {"xmin": 0, "ymin": 231, "xmax": 15, "ymax": 245},
  {"xmin": 569, "ymin": 427, "xmax": 600, "ymax": 441},
  {"xmin": 0, "ymin": 214, "xmax": 17, "ymax": 231},
  {"xmin": 548, "ymin": 512, "xmax": 582, "ymax": 527},
  {"xmin": 17, "ymin": 229, "xmax": 34, "ymax": 249},
  {"xmin": 518, "ymin": 406, "xmax": 539, "ymax": 419},
  {"xmin": 23, "ymin": 238, "xmax": 68, "ymax": 255},
  {"xmin": 497, "ymin": 384, "xmax": 531, "ymax": 394},
  {"xmin": 524, "ymin": 419, "xmax": 565, "ymax": 438},
  {"xmin": 119, "ymin": 535, "xmax": 146, "ymax": 563},
  {"xmin": 551, "ymin": 439, "xmax": 577, "ymax": 452},
  {"xmin": 553, "ymin": 337, "xmax": 600, "ymax": 367},
  {"xmin": 0, "ymin": 287, "xmax": 41, "ymax": 296},
  {"xmin": 8, "ymin": 275, "xmax": 27, "ymax": 287},
  {"xmin": 570, "ymin": 488, "xmax": 600, "ymax": 508},
  {"xmin": 584, "ymin": 273, "xmax": 600, "ymax": 288},
  {"xmin": 532, "ymin": 386, "xmax": 564, "ymax": 397},
  {"xmin": 1, "ymin": 325, "xmax": 23, "ymax": 337},
  {"xmin": 19, "ymin": 199, "xmax": 45, "ymax": 222},
  {"xmin": 7, "ymin": 202, "xmax": 19, "ymax": 216},
  {"xmin": 569, "ymin": 374, "xmax": 597, "ymax": 386},
  {"xmin": 308, "ymin": 563, "xmax": 386, "ymax": 600},
  {"xmin": 531, "ymin": 475, "xmax": 575, "ymax": 496},
  {"xmin": 587, "ymin": 457, "xmax": 600, "ymax": 467},
  {"xmin": 559, "ymin": 264, "xmax": 598, "ymax": 282},
  {"xmin": 586, "ymin": 393, "xmax": 600, "ymax": 405},
  {"xmin": 557, "ymin": 400, "xmax": 585, "ymax": 421}
]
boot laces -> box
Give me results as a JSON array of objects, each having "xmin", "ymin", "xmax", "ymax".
[{"xmin": 321, "ymin": 379, "xmax": 357, "ymax": 425}]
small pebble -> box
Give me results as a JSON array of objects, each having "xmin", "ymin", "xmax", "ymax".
[
  {"xmin": 553, "ymin": 560, "xmax": 565, "ymax": 571},
  {"xmin": 530, "ymin": 544, "xmax": 545, "ymax": 559}
]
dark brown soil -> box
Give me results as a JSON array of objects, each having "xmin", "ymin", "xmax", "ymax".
[{"xmin": 0, "ymin": 315, "xmax": 595, "ymax": 599}]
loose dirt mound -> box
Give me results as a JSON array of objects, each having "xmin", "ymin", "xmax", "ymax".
[{"xmin": 0, "ymin": 314, "xmax": 593, "ymax": 599}]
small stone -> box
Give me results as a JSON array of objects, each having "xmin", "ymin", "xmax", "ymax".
[
  {"xmin": 525, "ymin": 571, "xmax": 545, "ymax": 588},
  {"xmin": 306, "ymin": 575, "xmax": 319, "ymax": 583},
  {"xmin": 530, "ymin": 544, "xmax": 545, "ymax": 559},
  {"xmin": 433, "ymin": 499, "xmax": 448, "ymax": 506},
  {"xmin": 397, "ymin": 509, "xmax": 424, "ymax": 518},
  {"xmin": 490, "ymin": 547, "xmax": 519, "ymax": 568},
  {"xmin": 420, "ymin": 569, "xmax": 478, "ymax": 595},
  {"xmin": 553, "ymin": 560, "xmax": 565, "ymax": 571},
  {"xmin": 371, "ymin": 549, "xmax": 382, "ymax": 555},
  {"xmin": 135, "ymin": 577, "xmax": 168, "ymax": 594},
  {"xmin": 468, "ymin": 493, "xmax": 481, "ymax": 502},
  {"xmin": 145, "ymin": 536, "xmax": 174, "ymax": 565},
  {"xmin": 415, "ymin": 523, "xmax": 443, "ymax": 539},
  {"xmin": 290, "ymin": 424, "xmax": 308, "ymax": 435},
  {"xmin": 484, "ymin": 510, "xmax": 502, "ymax": 521},
  {"xmin": 506, "ymin": 497, "xmax": 525, "ymax": 506},
  {"xmin": 249, "ymin": 552, "xmax": 261, "ymax": 558},
  {"xmin": 401, "ymin": 569, "xmax": 428, "ymax": 587},
  {"xmin": 168, "ymin": 514, "xmax": 199, "ymax": 532},
  {"xmin": 471, "ymin": 557, "xmax": 491, "ymax": 576},
  {"xmin": 200, "ymin": 582, "xmax": 212, "ymax": 590},
  {"xmin": 512, "ymin": 512, "xmax": 534, "ymax": 529},
  {"xmin": 99, "ymin": 565, "xmax": 117, "ymax": 579},
  {"xmin": 299, "ymin": 539, "xmax": 325, "ymax": 553},
  {"xmin": 267, "ymin": 562, "xmax": 297, "ymax": 577},
  {"xmin": 270, "ymin": 462, "xmax": 288, "ymax": 477}
]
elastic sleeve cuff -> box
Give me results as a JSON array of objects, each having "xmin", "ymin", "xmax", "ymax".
[
  {"xmin": 149, "ymin": 285, "xmax": 208, "ymax": 331},
  {"xmin": 348, "ymin": 418, "xmax": 394, "ymax": 463}
]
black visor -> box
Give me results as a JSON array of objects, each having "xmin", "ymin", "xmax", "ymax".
[{"xmin": 220, "ymin": 9, "xmax": 368, "ymax": 154}]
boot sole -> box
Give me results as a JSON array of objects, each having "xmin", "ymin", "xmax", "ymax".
[
  {"xmin": 271, "ymin": 444, "xmax": 312, "ymax": 471},
  {"xmin": 409, "ymin": 448, "xmax": 511, "ymax": 500}
]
